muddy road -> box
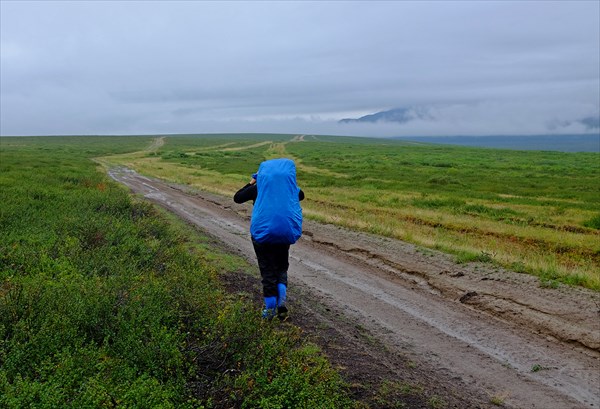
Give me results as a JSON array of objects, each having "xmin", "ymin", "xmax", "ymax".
[{"xmin": 108, "ymin": 167, "xmax": 600, "ymax": 409}]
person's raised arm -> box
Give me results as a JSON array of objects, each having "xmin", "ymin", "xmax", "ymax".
[{"xmin": 234, "ymin": 177, "xmax": 258, "ymax": 203}]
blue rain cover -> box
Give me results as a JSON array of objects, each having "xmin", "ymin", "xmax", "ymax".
[{"xmin": 250, "ymin": 158, "xmax": 303, "ymax": 244}]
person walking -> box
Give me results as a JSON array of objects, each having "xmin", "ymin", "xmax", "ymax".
[{"xmin": 234, "ymin": 158, "xmax": 304, "ymax": 321}]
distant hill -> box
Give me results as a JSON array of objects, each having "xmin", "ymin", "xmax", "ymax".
[
  {"xmin": 340, "ymin": 108, "xmax": 600, "ymax": 133},
  {"xmin": 339, "ymin": 108, "xmax": 599, "ymax": 151},
  {"xmin": 392, "ymin": 134, "xmax": 600, "ymax": 153},
  {"xmin": 339, "ymin": 108, "xmax": 429, "ymax": 124}
]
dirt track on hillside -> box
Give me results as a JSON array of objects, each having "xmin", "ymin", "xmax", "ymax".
[{"xmin": 108, "ymin": 167, "xmax": 600, "ymax": 409}]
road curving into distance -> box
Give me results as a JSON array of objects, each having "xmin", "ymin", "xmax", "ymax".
[{"xmin": 108, "ymin": 166, "xmax": 600, "ymax": 409}]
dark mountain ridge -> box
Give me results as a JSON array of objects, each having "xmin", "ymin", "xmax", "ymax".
[
  {"xmin": 339, "ymin": 107, "xmax": 600, "ymax": 134},
  {"xmin": 339, "ymin": 108, "xmax": 415, "ymax": 124}
]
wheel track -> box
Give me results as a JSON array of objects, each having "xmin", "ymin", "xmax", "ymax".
[{"xmin": 107, "ymin": 166, "xmax": 600, "ymax": 409}]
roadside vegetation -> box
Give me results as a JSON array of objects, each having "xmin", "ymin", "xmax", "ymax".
[
  {"xmin": 0, "ymin": 136, "xmax": 353, "ymax": 408},
  {"xmin": 2, "ymin": 133, "xmax": 598, "ymax": 407},
  {"xmin": 98, "ymin": 133, "xmax": 600, "ymax": 290}
]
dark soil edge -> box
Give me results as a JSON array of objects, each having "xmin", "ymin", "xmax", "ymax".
[{"xmin": 219, "ymin": 268, "xmax": 495, "ymax": 409}]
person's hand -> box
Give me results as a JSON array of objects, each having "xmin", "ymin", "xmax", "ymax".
[{"xmin": 249, "ymin": 177, "xmax": 256, "ymax": 185}]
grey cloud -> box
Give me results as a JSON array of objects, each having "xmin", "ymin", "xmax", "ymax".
[
  {"xmin": 580, "ymin": 117, "xmax": 600, "ymax": 130},
  {"xmin": 1, "ymin": 1, "xmax": 598, "ymax": 136}
]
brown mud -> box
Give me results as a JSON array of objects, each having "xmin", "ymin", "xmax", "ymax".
[{"xmin": 108, "ymin": 167, "xmax": 600, "ymax": 409}]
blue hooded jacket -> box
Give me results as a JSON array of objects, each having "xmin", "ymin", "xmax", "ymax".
[{"xmin": 250, "ymin": 158, "xmax": 303, "ymax": 244}]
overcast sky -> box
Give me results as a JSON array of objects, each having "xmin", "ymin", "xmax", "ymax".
[{"xmin": 1, "ymin": 0, "xmax": 599, "ymax": 137}]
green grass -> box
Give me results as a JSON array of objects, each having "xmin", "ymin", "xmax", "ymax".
[
  {"xmin": 489, "ymin": 394, "xmax": 506, "ymax": 406},
  {"xmin": 94, "ymin": 133, "xmax": 599, "ymax": 290},
  {"xmin": 4, "ymin": 132, "xmax": 596, "ymax": 407},
  {"xmin": 530, "ymin": 364, "xmax": 550, "ymax": 373},
  {"xmin": 0, "ymin": 136, "xmax": 353, "ymax": 408}
]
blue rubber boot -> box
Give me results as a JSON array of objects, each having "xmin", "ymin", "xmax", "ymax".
[
  {"xmin": 277, "ymin": 283, "xmax": 288, "ymax": 321},
  {"xmin": 277, "ymin": 283, "xmax": 287, "ymax": 307},
  {"xmin": 262, "ymin": 296, "xmax": 277, "ymax": 320}
]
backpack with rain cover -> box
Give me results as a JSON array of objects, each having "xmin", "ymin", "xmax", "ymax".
[{"xmin": 250, "ymin": 158, "xmax": 303, "ymax": 244}]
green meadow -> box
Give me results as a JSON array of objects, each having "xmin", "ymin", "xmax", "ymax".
[
  {"xmin": 98, "ymin": 133, "xmax": 600, "ymax": 290},
  {"xmin": 1, "ymin": 133, "xmax": 598, "ymax": 407},
  {"xmin": 0, "ymin": 136, "xmax": 352, "ymax": 408}
]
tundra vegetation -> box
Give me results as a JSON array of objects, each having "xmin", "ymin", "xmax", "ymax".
[
  {"xmin": 99, "ymin": 133, "xmax": 599, "ymax": 290},
  {"xmin": 0, "ymin": 136, "xmax": 353, "ymax": 408},
  {"xmin": 1, "ymin": 134, "xmax": 598, "ymax": 407}
]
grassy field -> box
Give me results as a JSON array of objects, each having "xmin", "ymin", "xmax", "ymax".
[
  {"xmin": 96, "ymin": 133, "xmax": 600, "ymax": 290},
  {"xmin": 2, "ymin": 134, "xmax": 597, "ymax": 407},
  {"xmin": 0, "ymin": 136, "xmax": 353, "ymax": 408}
]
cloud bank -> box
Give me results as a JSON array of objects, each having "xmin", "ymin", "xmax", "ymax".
[{"xmin": 1, "ymin": 1, "xmax": 599, "ymax": 137}]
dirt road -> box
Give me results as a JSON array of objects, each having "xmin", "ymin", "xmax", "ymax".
[{"xmin": 108, "ymin": 167, "xmax": 600, "ymax": 409}]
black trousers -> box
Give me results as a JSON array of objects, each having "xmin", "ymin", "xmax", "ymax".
[{"xmin": 252, "ymin": 239, "xmax": 289, "ymax": 298}]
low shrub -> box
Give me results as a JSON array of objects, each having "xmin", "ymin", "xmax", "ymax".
[
  {"xmin": 583, "ymin": 213, "xmax": 600, "ymax": 230},
  {"xmin": 0, "ymin": 142, "xmax": 353, "ymax": 408}
]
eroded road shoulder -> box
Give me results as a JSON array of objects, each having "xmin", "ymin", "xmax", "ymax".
[{"xmin": 109, "ymin": 167, "xmax": 600, "ymax": 409}]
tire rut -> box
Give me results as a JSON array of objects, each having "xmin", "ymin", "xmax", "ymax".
[{"xmin": 107, "ymin": 167, "xmax": 600, "ymax": 409}]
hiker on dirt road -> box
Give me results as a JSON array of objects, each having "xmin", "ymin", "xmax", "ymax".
[{"xmin": 234, "ymin": 158, "xmax": 304, "ymax": 321}]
